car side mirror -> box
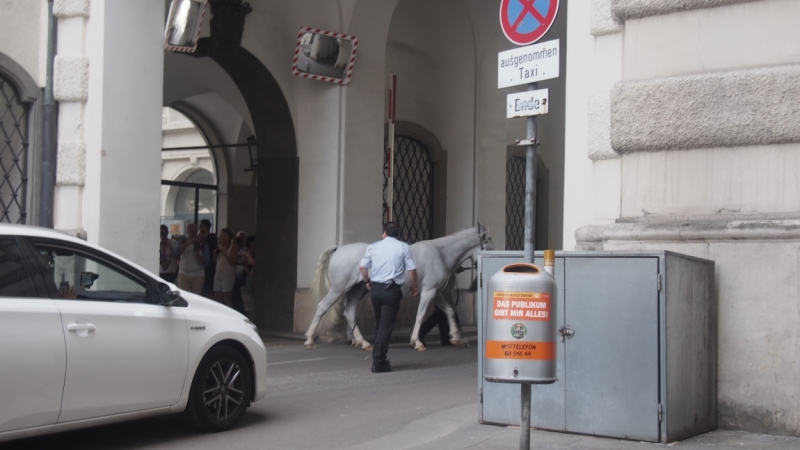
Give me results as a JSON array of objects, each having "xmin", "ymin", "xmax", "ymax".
[
  {"xmin": 160, "ymin": 283, "xmax": 182, "ymax": 306},
  {"xmin": 80, "ymin": 272, "xmax": 100, "ymax": 289}
]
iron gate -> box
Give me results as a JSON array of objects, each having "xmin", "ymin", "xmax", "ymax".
[
  {"xmin": 0, "ymin": 75, "xmax": 29, "ymax": 224},
  {"xmin": 505, "ymin": 156, "xmax": 525, "ymax": 250},
  {"xmin": 383, "ymin": 135, "xmax": 433, "ymax": 244}
]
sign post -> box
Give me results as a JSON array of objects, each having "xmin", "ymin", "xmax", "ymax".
[
  {"xmin": 496, "ymin": 39, "xmax": 559, "ymax": 271},
  {"xmin": 498, "ymin": 1, "xmax": 560, "ymax": 449},
  {"xmin": 521, "ymin": 82, "xmax": 538, "ymax": 450},
  {"xmin": 386, "ymin": 73, "xmax": 397, "ymax": 222}
]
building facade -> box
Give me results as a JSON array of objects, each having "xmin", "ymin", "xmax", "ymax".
[
  {"xmin": 566, "ymin": 0, "xmax": 800, "ymax": 434},
  {"xmin": 0, "ymin": 0, "xmax": 798, "ymax": 436}
]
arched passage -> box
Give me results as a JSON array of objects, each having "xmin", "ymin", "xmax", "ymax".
[
  {"xmin": 203, "ymin": 46, "xmax": 299, "ymax": 332},
  {"xmin": 162, "ymin": 0, "xmax": 299, "ymax": 331}
]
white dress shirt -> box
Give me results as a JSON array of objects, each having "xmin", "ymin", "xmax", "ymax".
[{"xmin": 359, "ymin": 237, "xmax": 417, "ymax": 285}]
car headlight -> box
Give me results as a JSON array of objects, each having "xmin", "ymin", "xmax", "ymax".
[{"xmin": 244, "ymin": 319, "xmax": 258, "ymax": 332}]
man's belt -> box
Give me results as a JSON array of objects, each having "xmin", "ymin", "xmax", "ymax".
[{"xmin": 372, "ymin": 281, "xmax": 400, "ymax": 290}]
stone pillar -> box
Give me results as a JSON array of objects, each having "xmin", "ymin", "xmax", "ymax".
[
  {"xmin": 54, "ymin": 0, "xmax": 164, "ymax": 272},
  {"xmin": 53, "ymin": 0, "xmax": 90, "ymax": 240}
]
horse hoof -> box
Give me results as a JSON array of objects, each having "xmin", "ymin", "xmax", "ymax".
[
  {"xmin": 363, "ymin": 345, "xmax": 373, "ymax": 351},
  {"xmin": 305, "ymin": 344, "xmax": 315, "ymax": 350},
  {"xmin": 415, "ymin": 345, "xmax": 427, "ymax": 352}
]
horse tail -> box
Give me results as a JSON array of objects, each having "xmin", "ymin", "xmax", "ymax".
[{"xmin": 311, "ymin": 245, "xmax": 337, "ymax": 302}]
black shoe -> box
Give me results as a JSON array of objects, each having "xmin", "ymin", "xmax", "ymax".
[{"xmin": 371, "ymin": 360, "xmax": 392, "ymax": 373}]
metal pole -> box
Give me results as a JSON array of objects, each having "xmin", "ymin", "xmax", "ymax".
[
  {"xmin": 39, "ymin": 0, "xmax": 57, "ymax": 227},
  {"xmin": 161, "ymin": 142, "xmax": 254, "ymax": 151},
  {"xmin": 194, "ymin": 188, "xmax": 200, "ymax": 226},
  {"xmin": 521, "ymin": 81, "xmax": 538, "ymax": 450},
  {"xmin": 523, "ymin": 82, "xmax": 538, "ymax": 264},
  {"xmin": 387, "ymin": 73, "xmax": 396, "ymax": 222},
  {"xmin": 521, "ymin": 383, "xmax": 532, "ymax": 449}
]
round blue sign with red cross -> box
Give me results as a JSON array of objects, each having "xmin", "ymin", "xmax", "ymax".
[{"xmin": 499, "ymin": 0, "xmax": 560, "ymax": 46}]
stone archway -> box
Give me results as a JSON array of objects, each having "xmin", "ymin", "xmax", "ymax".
[
  {"xmin": 190, "ymin": 1, "xmax": 299, "ymax": 331},
  {"xmin": 208, "ymin": 48, "xmax": 298, "ymax": 332}
]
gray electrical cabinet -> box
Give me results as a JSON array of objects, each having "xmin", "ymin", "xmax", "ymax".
[{"xmin": 477, "ymin": 251, "xmax": 716, "ymax": 443}]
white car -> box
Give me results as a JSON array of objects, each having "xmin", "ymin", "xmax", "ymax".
[{"xmin": 0, "ymin": 225, "xmax": 267, "ymax": 442}]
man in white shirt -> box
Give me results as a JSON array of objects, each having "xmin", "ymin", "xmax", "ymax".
[{"xmin": 359, "ymin": 222, "xmax": 418, "ymax": 373}]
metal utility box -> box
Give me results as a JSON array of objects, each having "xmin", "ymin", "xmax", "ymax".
[{"xmin": 477, "ymin": 251, "xmax": 716, "ymax": 443}]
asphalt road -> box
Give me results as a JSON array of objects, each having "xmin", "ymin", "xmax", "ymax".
[{"xmin": 1, "ymin": 337, "xmax": 480, "ymax": 449}]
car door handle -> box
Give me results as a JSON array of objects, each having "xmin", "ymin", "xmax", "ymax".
[{"xmin": 67, "ymin": 322, "xmax": 97, "ymax": 332}]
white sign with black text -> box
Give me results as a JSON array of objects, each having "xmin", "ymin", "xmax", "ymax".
[
  {"xmin": 507, "ymin": 89, "xmax": 549, "ymax": 118},
  {"xmin": 498, "ymin": 39, "xmax": 560, "ymax": 89}
]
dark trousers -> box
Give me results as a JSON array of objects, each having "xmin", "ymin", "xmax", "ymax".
[
  {"xmin": 160, "ymin": 273, "xmax": 177, "ymax": 284},
  {"xmin": 202, "ymin": 264, "xmax": 215, "ymax": 296},
  {"xmin": 231, "ymin": 278, "xmax": 244, "ymax": 314},
  {"xmin": 419, "ymin": 305, "xmax": 451, "ymax": 345},
  {"xmin": 371, "ymin": 283, "xmax": 402, "ymax": 367}
]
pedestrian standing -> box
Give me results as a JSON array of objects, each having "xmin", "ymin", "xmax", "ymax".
[
  {"xmin": 159, "ymin": 225, "xmax": 178, "ymax": 283},
  {"xmin": 176, "ymin": 223, "xmax": 205, "ymax": 294},
  {"xmin": 213, "ymin": 228, "xmax": 240, "ymax": 308},
  {"xmin": 198, "ymin": 219, "xmax": 218, "ymax": 297},
  {"xmin": 359, "ymin": 222, "xmax": 418, "ymax": 373},
  {"xmin": 239, "ymin": 236, "xmax": 257, "ymax": 320}
]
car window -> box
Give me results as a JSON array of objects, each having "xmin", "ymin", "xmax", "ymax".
[
  {"xmin": 0, "ymin": 239, "xmax": 37, "ymax": 297},
  {"xmin": 34, "ymin": 244, "xmax": 151, "ymax": 303}
]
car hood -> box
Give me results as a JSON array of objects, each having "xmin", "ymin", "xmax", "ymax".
[{"xmin": 178, "ymin": 290, "xmax": 248, "ymax": 321}]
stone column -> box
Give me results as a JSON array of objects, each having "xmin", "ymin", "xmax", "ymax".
[
  {"xmin": 54, "ymin": 0, "xmax": 164, "ymax": 272},
  {"xmin": 53, "ymin": 0, "xmax": 90, "ymax": 240}
]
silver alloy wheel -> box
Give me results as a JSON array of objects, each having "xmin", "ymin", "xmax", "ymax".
[{"xmin": 202, "ymin": 360, "xmax": 245, "ymax": 421}]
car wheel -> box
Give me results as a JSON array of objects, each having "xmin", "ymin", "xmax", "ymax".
[{"xmin": 185, "ymin": 344, "xmax": 253, "ymax": 432}]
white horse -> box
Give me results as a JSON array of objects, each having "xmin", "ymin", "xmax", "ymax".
[{"xmin": 304, "ymin": 224, "xmax": 493, "ymax": 351}]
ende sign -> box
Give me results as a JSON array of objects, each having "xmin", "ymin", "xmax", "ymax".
[
  {"xmin": 507, "ymin": 89, "xmax": 549, "ymax": 118},
  {"xmin": 497, "ymin": 39, "xmax": 559, "ymax": 89}
]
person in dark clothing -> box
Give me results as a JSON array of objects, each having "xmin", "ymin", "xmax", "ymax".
[
  {"xmin": 159, "ymin": 225, "xmax": 178, "ymax": 283},
  {"xmin": 199, "ymin": 219, "xmax": 217, "ymax": 297},
  {"xmin": 418, "ymin": 305, "xmax": 455, "ymax": 347},
  {"xmin": 359, "ymin": 222, "xmax": 418, "ymax": 373}
]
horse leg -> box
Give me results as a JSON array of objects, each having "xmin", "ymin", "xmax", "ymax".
[
  {"xmin": 435, "ymin": 275, "xmax": 467, "ymax": 346},
  {"xmin": 304, "ymin": 289, "xmax": 344, "ymax": 349},
  {"xmin": 436, "ymin": 293, "xmax": 468, "ymax": 347},
  {"xmin": 410, "ymin": 289, "xmax": 437, "ymax": 351},
  {"xmin": 343, "ymin": 285, "xmax": 373, "ymax": 351}
]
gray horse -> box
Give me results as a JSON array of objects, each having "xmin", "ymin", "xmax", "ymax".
[{"xmin": 304, "ymin": 224, "xmax": 493, "ymax": 351}]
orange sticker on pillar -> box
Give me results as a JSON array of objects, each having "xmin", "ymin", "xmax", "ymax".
[{"xmin": 492, "ymin": 292, "xmax": 551, "ymax": 320}]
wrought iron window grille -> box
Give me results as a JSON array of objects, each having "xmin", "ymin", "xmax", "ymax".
[
  {"xmin": 505, "ymin": 156, "xmax": 525, "ymax": 251},
  {"xmin": 0, "ymin": 76, "xmax": 29, "ymax": 224},
  {"xmin": 383, "ymin": 135, "xmax": 433, "ymax": 244}
]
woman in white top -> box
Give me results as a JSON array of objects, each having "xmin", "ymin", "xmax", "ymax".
[{"xmin": 214, "ymin": 228, "xmax": 240, "ymax": 307}]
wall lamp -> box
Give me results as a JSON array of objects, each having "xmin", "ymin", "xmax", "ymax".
[{"xmin": 246, "ymin": 135, "xmax": 258, "ymax": 171}]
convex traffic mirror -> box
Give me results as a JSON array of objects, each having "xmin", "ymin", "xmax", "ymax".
[
  {"xmin": 292, "ymin": 27, "xmax": 358, "ymax": 85},
  {"xmin": 164, "ymin": 0, "xmax": 207, "ymax": 53}
]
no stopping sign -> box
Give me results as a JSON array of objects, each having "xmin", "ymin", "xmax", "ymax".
[{"xmin": 499, "ymin": 0, "xmax": 559, "ymax": 46}]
